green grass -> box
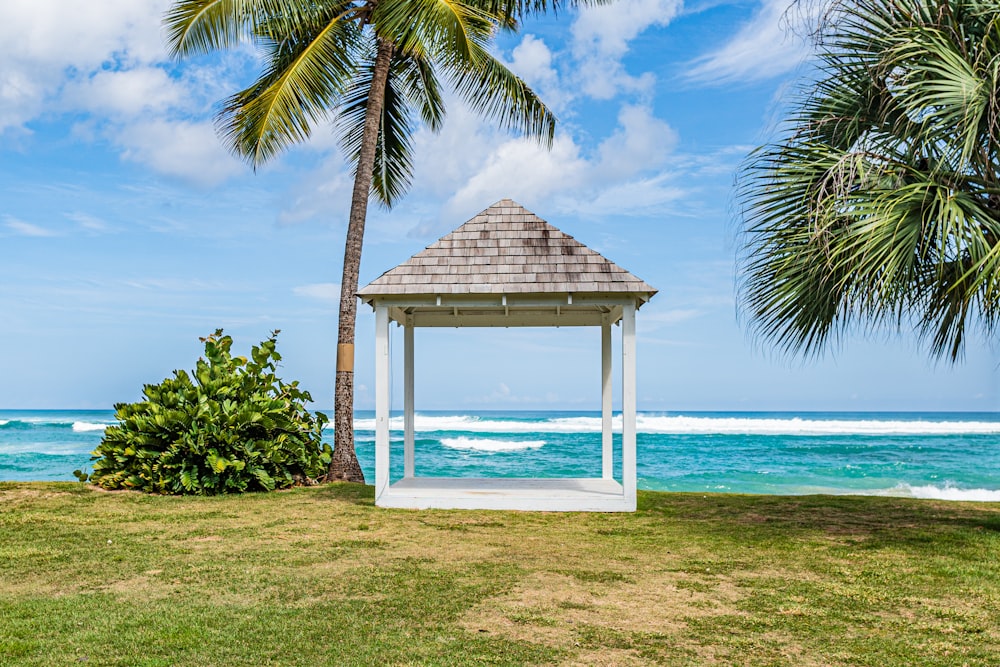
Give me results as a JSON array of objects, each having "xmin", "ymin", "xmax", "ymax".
[{"xmin": 1, "ymin": 483, "xmax": 998, "ymax": 666}]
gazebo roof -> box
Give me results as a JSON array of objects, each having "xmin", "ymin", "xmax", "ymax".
[
  {"xmin": 366, "ymin": 198, "xmax": 644, "ymax": 510},
  {"xmin": 358, "ymin": 199, "xmax": 656, "ymax": 298}
]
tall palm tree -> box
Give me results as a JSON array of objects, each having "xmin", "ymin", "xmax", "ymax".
[
  {"xmin": 164, "ymin": 0, "xmax": 585, "ymax": 482},
  {"xmin": 738, "ymin": 0, "xmax": 1000, "ymax": 362}
]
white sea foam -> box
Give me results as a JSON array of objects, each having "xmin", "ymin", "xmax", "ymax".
[
  {"xmin": 887, "ymin": 483, "xmax": 1000, "ymax": 502},
  {"xmin": 72, "ymin": 422, "xmax": 110, "ymax": 432},
  {"xmin": 0, "ymin": 420, "xmax": 8, "ymax": 426},
  {"xmin": 350, "ymin": 413, "xmax": 1000, "ymax": 436},
  {"xmin": 0, "ymin": 442, "xmax": 92, "ymax": 455},
  {"xmin": 440, "ymin": 437, "xmax": 545, "ymax": 452}
]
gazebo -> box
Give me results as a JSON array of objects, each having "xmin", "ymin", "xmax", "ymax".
[{"xmin": 358, "ymin": 199, "xmax": 656, "ymax": 511}]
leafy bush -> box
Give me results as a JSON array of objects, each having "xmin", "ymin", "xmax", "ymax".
[{"xmin": 83, "ymin": 330, "xmax": 331, "ymax": 494}]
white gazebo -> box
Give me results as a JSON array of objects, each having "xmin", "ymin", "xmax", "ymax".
[{"xmin": 358, "ymin": 199, "xmax": 656, "ymax": 511}]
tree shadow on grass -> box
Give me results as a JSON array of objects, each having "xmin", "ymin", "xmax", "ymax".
[
  {"xmin": 637, "ymin": 490, "xmax": 1000, "ymax": 543},
  {"xmin": 311, "ymin": 481, "xmax": 375, "ymax": 506}
]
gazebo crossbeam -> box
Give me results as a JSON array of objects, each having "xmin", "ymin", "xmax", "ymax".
[{"xmin": 358, "ymin": 199, "xmax": 656, "ymax": 512}]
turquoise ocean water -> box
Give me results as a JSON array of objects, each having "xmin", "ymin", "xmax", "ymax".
[{"xmin": 3, "ymin": 409, "xmax": 1000, "ymax": 501}]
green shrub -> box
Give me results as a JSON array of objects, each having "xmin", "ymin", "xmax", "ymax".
[{"xmin": 83, "ymin": 329, "xmax": 331, "ymax": 494}]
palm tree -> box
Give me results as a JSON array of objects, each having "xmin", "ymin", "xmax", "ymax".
[
  {"xmin": 738, "ymin": 0, "xmax": 1000, "ymax": 362},
  {"xmin": 164, "ymin": 0, "xmax": 585, "ymax": 482}
]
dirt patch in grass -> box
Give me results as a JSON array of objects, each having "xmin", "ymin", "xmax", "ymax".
[
  {"xmin": 99, "ymin": 573, "xmax": 176, "ymax": 600},
  {"xmin": 3, "ymin": 484, "xmax": 1000, "ymax": 666},
  {"xmin": 563, "ymin": 647, "xmax": 650, "ymax": 666},
  {"xmin": 462, "ymin": 568, "xmax": 745, "ymax": 654}
]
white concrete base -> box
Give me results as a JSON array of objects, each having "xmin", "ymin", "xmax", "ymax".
[{"xmin": 376, "ymin": 477, "xmax": 635, "ymax": 512}]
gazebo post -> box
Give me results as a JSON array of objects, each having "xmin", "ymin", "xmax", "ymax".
[
  {"xmin": 601, "ymin": 316, "xmax": 613, "ymax": 480},
  {"xmin": 374, "ymin": 304, "xmax": 391, "ymax": 502},
  {"xmin": 403, "ymin": 320, "xmax": 415, "ymax": 478},
  {"xmin": 359, "ymin": 199, "xmax": 655, "ymax": 511},
  {"xmin": 621, "ymin": 301, "xmax": 637, "ymax": 507}
]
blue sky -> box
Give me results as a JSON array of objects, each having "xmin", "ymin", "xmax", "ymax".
[{"xmin": 1, "ymin": 0, "xmax": 997, "ymax": 412}]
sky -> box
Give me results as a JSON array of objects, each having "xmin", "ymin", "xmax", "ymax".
[{"xmin": 1, "ymin": 0, "xmax": 998, "ymax": 413}]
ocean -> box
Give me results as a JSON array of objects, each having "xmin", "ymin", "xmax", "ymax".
[{"xmin": 3, "ymin": 409, "xmax": 1000, "ymax": 501}]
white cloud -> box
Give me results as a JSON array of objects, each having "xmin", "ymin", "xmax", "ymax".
[
  {"xmin": 277, "ymin": 161, "xmax": 355, "ymax": 226},
  {"xmin": 293, "ymin": 283, "xmax": 342, "ymax": 303},
  {"xmin": 595, "ymin": 104, "xmax": 677, "ymax": 180},
  {"xmin": 639, "ymin": 309, "xmax": 705, "ymax": 331},
  {"xmin": 62, "ymin": 67, "xmax": 186, "ymax": 117},
  {"xmin": 116, "ymin": 119, "xmax": 245, "ymax": 187},
  {"xmin": 66, "ymin": 212, "xmax": 113, "ymax": 233},
  {"xmin": 506, "ymin": 35, "xmax": 571, "ymax": 113},
  {"xmin": 445, "ymin": 134, "xmax": 588, "ymax": 217},
  {"xmin": 686, "ymin": 0, "xmax": 817, "ymax": 84},
  {"xmin": 573, "ymin": 0, "xmax": 683, "ymax": 59},
  {"xmin": 557, "ymin": 174, "xmax": 687, "ymax": 218},
  {"xmin": 4, "ymin": 217, "xmax": 58, "ymax": 237},
  {"xmin": 277, "ymin": 98, "xmax": 686, "ymax": 237},
  {"xmin": 439, "ymin": 104, "xmax": 680, "ymax": 224},
  {"xmin": 0, "ymin": 70, "xmax": 47, "ymax": 132},
  {"xmin": 0, "ymin": 0, "xmax": 254, "ymax": 187},
  {"xmin": 570, "ymin": 0, "xmax": 682, "ymax": 99},
  {"xmin": 0, "ymin": 0, "xmax": 169, "ymax": 132}
]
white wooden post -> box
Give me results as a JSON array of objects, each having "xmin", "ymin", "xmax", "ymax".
[
  {"xmin": 403, "ymin": 321, "xmax": 415, "ymax": 478},
  {"xmin": 601, "ymin": 317, "xmax": 612, "ymax": 479},
  {"xmin": 621, "ymin": 301, "xmax": 637, "ymax": 508},
  {"xmin": 374, "ymin": 304, "xmax": 391, "ymax": 503}
]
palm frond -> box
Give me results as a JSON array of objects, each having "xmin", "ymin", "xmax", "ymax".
[
  {"xmin": 374, "ymin": 0, "xmax": 554, "ymax": 143},
  {"xmin": 338, "ymin": 44, "xmax": 422, "ymax": 207},
  {"xmin": 373, "ymin": 0, "xmax": 495, "ymax": 62},
  {"xmin": 739, "ymin": 0, "xmax": 1000, "ymax": 360},
  {"xmin": 445, "ymin": 40, "xmax": 556, "ymax": 145},
  {"xmin": 165, "ymin": 0, "xmax": 340, "ymax": 57},
  {"xmin": 396, "ymin": 53, "xmax": 445, "ymax": 132},
  {"xmin": 216, "ymin": 3, "xmax": 361, "ymax": 166},
  {"xmin": 469, "ymin": 0, "xmax": 612, "ymax": 28}
]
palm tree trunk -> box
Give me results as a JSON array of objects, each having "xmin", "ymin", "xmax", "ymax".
[{"xmin": 327, "ymin": 37, "xmax": 394, "ymax": 483}]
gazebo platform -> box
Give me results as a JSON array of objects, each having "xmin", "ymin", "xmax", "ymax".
[
  {"xmin": 358, "ymin": 199, "xmax": 656, "ymax": 512},
  {"xmin": 378, "ymin": 477, "xmax": 631, "ymax": 512}
]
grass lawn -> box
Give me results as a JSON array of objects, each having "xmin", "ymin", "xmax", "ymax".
[{"xmin": 1, "ymin": 482, "xmax": 999, "ymax": 666}]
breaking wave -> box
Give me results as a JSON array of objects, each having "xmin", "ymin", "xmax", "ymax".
[
  {"xmin": 350, "ymin": 413, "xmax": 1000, "ymax": 436},
  {"xmin": 439, "ymin": 437, "xmax": 545, "ymax": 452},
  {"xmin": 881, "ymin": 483, "xmax": 1000, "ymax": 502},
  {"xmin": 71, "ymin": 422, "xmax": 111, "ymax": 432},
  {"xmin": 0, "ymin": 419, "xmax": 112, "ymax": 431}
]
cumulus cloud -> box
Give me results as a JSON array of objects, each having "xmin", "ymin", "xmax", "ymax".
[
  {"xmin": 445, "ymin": 134, "xmax": 587, "ymax": 216},
  {"xmin": 571, "ymin": 0, "xmax": 682, "ymax": 99},
  {"xmin": 116, "ymin": 119, "xmax": 245, "ymax": 187},
  {"xmin": 687, "ymin": 0, "xmax": 818, "ymax": 84},
  {"xmin": 557, "ymin": 174, "xmax": 687, "ymax": 219},
  {"xmin": 278, "ymin": 95, "xmax": 684, "ymax": 236},
  {"xmin": 0, "ymin": 0, "xmax": 168, "ymax": 131},
  {"xmin": 61, "ymin": 67, "xmax": 186, "ymax": 117},
  {"xmin": 595, "ymin": 104, "xmax": 678, "ymax": 180},
  {"xmin": 2, "ymin": 0, "xmax": 691, "ymax": 221},
  {"xmin": 0, "ymin": 0, "xmax": 249, "ymax": 186},
  {"xmin": 437, "ymin": 104, "xmax": 679, "ymax": 223},
  {"xmin": 505, "ymin": 35, "xmax": 570, "ymax": 113}
]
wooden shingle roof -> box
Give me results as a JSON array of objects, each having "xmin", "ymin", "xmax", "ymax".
[{"xmin": 358, "ymin": 199, "xmax": 657, "ymax": 297}]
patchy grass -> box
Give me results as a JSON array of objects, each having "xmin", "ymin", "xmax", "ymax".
[{"xmin": 1, "ymin": 483, "xmax": 998, "ymax": 666}]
